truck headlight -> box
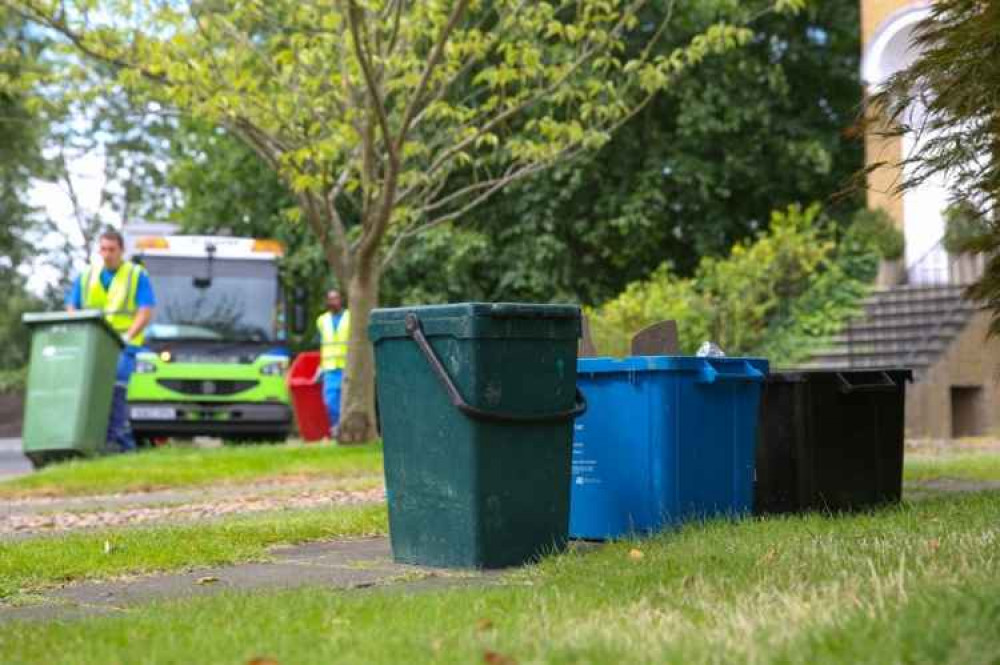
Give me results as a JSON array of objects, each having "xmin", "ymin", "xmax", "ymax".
[
  {"xmin": 135, "ymin": 360, "xmax": 157, "ymax": 374},
  {"xmin": 260, "ymin": 360, "xmax": 287, "ymax": 376}
]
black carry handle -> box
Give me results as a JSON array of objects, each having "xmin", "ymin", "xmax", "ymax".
[
  {"xmin": 404, "ymin": 312, "xmax": 587, "ymax": 423},
  {"xmin": 835, "ymin": 370, "xmax": 898, "ymax": 393}
]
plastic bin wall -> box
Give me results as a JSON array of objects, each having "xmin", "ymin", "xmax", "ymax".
[
  {"xmin": 287, "ymin": 351, "xmax": 331, "ymax": 442},
  {"xmin": 21, "ymin": 311, "xmax": 123, "ymax": 462},
  {"xmin": 370, "ymin": 303, "xmax": 582, "ymax": 569},
  {"xmin": 755, "ymin": 369, "xmax": 911, "ymax": 514},
  {"xmin": 570, "ymin": 356, "xmax": 768, "ymax": 540}
]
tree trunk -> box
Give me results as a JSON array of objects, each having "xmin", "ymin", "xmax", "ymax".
[{"xmin": 337, "ymin": 264, "xmax": 380, "ymax": 443}]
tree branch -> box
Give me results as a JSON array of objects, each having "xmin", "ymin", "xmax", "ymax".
[
  {"xmin": 399, "ymin": 0, "xmax": 650, "ymax": 203},
  {"xmin": 298, "ymin": 190, "xmax": 351, "ymax": 287},
  {"xmin": 323, "ymin": 167, "xmax": 355, "ymax": 273},
  {"xmin": 11, "ymin": 1, "xmax": 169, "ymax": 85},
  {"xmin": 418, "ymin": 163, "xmax": 520, "ymax": 215},
  {"xmin": 380, "ymin": 158, "xmax": 556, "ymax": 271},
  {"xmin": 346, "ymin": 0, "xmax": 396, "ymax": 165},
  {"xmin": 224, "ymin": 117, "xmax": 286, "ymax": 171},
  {"xmin": 405, "ymin": 5, "xmax": 508, "ymax": 135},
  {"xmin": 384, "ymin": 0, "xmax": 405, "ymax": 54},
  {"xmin": 393, "ymin": 0, "xmax": 469, "ymax": 153},
  {"xmin": 56, "ymin": 149, "xmax": 99, "ymax": 255}
]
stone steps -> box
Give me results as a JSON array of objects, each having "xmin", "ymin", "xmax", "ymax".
[{"xmin": 802, "ymin": 284, "xmax": 979, "ymax": 377}]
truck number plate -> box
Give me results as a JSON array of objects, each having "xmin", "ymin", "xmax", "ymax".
[{"xmin": 131, "ymin": 407, "xmax": 177, "ymax": 420}]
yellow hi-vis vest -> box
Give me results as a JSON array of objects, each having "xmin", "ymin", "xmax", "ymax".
[
  {"xmin": 318, "ymin": 310, "xmax": 350, "ymax": 371},
  {"xmin": 82, "ymin": 261, "xmax": 147, "ymax": 345}
]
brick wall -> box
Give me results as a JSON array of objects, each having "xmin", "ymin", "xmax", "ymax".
[{"xmin": 906, "ymin": 310, "xmax": 1000, "ymax": 439}]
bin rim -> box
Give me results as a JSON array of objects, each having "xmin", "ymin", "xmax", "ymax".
[
  {"xmin": 286, "ymin": 350, "xmax": 321, "ymax": 384},
  {"xmin": 766, "ymin": 368, "xmax": 913, "ymax": 384},
  {"xmin": 578, "ymin": 355, "xmax": 768, "ymax": 375},
  {"xmin": 371, "ymin": 302, "xmax": 580, "ymax": 322},
  {"xmin": 369, "ymin": 302, "xmax": 581, "ymax": 343},
  {"xmin": 22, "ymin": 309, "xmax": 125, "ymax": 348}
]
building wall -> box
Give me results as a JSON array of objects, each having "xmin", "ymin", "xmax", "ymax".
[
  {"xmin": 860, "ymin": 0, "xmax": 1000, "ymax": 439},
  {"xmin": 862, "ymin": 0, "xmax": 915, "ymax": 44},
  {"xmin": 860, "ymin": 0, "xmax": 919, "ymax": 231},
  {"xmin": 864, "ymin": 109, "xmax": 904, "ymax": 229},
  {"xmin": 906, "ymin": 310, "xmax": 1000, "ymax": 440}
]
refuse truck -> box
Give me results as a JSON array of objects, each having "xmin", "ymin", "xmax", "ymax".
[{"xmin": 124, "ymin": 228, "xmax": 303, "ymax": 444}]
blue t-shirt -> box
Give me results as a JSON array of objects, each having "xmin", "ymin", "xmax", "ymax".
[{"xmin": 65, "ymin": 265, "xmax": 156, "ymax": 310}]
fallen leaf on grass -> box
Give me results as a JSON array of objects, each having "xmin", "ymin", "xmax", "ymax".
[
  {"xmin": 246, "ymin": 658, "xmax": 279, "ymax": 665},
  {"xmin": 483, "ymin": 650, "xmax": 517, "ymax": 665},
  {"xmin": 196, "ymin": 576, "xmax": 220, "ymax": 585},
  {"xmin": 628, "ymin": 548, "xmax": 644, "ymax": 561},
  {"xmin": 757, "ymin": 548, "xmax": 777, "ymax": 565}
]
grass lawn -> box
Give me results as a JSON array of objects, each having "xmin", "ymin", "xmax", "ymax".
[
  {"xmin": 5, "ymin": 440, "xmax": 997, "ymax": 500},
  {"xmin": 1, "ymin": 491, "xmax": 998, "ymax": 664},
  {"xmin": 0, "ymin": 504, "xmax": 387, "ymax": 602},
  {"xmin": 0, "ymin": 442, "xmax": 384, "ymax": 498},
  {"xmin": 904, "ymin": 450, "xmax": 1000, "ymax": 484}
]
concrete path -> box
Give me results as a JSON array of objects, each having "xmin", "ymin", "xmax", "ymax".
[
  {"xmin": 0, "ymin": 537, "xmax": 497, "ymax": 623},
  {"xmin": 0, "ymin": 438, "xmax": 30, "ymax": 480},
  {"xmin": 3, "ymin": 476, "xmax": 382, "ymax": 516},
  {"xmin": 1, "ymin": 477, "xmax": 384, "ymax": 540}
]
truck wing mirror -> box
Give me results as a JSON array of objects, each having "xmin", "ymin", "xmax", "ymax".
[
  {"xmin": 193, "ymin": 243, "xmax": 216, "ymax": 289},
  {"xmin": 290, "ymin": 286, "xmax": 308, "ymax": 335}
]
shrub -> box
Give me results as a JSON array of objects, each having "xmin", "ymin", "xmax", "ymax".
[
  {"xmin": 847, "ymin": 208, "xmax": 905, "ymax": 260},
  {"xmin": 0, "ymin": 367, "xmax": 27, "ymax": 394},
  {"xmin": 942, "ymin": 201, "xmax": 992, "ymax": 255},
  {"xmin": 587, "ymin": 203, "xmax": 880, "ymax": 366}
]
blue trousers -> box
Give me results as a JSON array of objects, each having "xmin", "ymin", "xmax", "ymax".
[
  {"xmin": 322, "ymin": 369, "xmax": 343, "ymax": 430},
  {"xmin": 106, "ymin": 347, "xmax": 139, "ymax": 452}
]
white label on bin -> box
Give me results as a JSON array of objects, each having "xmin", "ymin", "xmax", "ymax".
[
  {"xmin": 41, "ymin": 345, "xmax": 77, "ymax": 361},
  {"xmin": 572, "ymin": 440, "xmax": 602, "ymax": 485},
  {"xmin": 131, "ymin": 406, "xmax": 177, "ymax": 420}
]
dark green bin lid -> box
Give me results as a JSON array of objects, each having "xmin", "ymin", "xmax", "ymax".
[
  {"xmin": 22, "ymin": 310, "xmax": 125, "ymax": 348},
  {"xmin": 369, "ymin": 303, "xmax": 581, "ymax": 342}
]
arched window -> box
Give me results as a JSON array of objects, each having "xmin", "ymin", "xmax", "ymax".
[{"xmin": 863, "ymin": 4, "xmax": 953, "ymax": 284}]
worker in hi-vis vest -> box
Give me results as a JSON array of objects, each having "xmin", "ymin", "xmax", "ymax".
[
  {"xmin": 315, "ymin": 289, "xmax": 350, "ymax": 437},
  {"xmin": 65, "ymin": 228, "xmax": 156, "ymax": 452}
]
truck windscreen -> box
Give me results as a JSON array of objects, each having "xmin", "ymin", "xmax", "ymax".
[{"xmin": 141, "ymin": 256, "xmax": 281, "ymax": 342}]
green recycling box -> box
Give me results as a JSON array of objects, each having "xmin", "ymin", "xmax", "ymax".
[
  {"xmin": 21, "ymin": 311, "xmax": 124, "ymax": 467},
  {"xmin": 369, "ymin": 303, "xmax": 584, "ymax": 569}
]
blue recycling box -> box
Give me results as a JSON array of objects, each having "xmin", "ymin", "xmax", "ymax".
[{"xmin": 570, "ymin": 356, "xmax": 768, "ymax": 540}]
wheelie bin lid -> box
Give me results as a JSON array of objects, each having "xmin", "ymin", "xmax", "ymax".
[
  {"xmin": 766, "ymin": 368, "xmax": 912, "ymax": 384},
  {"xmin": 369, "ymin": 303, "xmax": 581, "ymax": 342},
  {"xmin": 22, "ymin": 310, "xmax": 125, "ymax": 348},
  {"xmin": 287, "ymin": 351, "xmax": 321, "ymax": 387},
  {"xmin": 579, "ymin": 355, "xmax": 769, "ymax": 380}
]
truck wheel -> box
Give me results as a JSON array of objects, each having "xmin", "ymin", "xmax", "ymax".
[{"xmin": 226, "ymin": 434, "xmax": 288, "ymax": 445}]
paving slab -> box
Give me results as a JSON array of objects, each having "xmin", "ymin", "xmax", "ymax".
[
  {"xmin": 1, "ymin": 487, "xmax": 385, "ymax": 541},
  {"xmin": 0, "ymin": 537, "xmax": 497, "ymax": 624},
  {"xmin": 0, "ymin": 438, "xmax": 30, "ymax": 480},
  {"xmin": 1, "ymin": 476, "xmax": 383, "ymax": 515}
]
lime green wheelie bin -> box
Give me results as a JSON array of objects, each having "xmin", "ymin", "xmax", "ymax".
[
  {"xmin": 369, "ymin": 303, "xmax": 585, "ymax": 569},
  {"xmin": 21, "ymin": 311, "xmax": 124, "ymax": 468}
]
